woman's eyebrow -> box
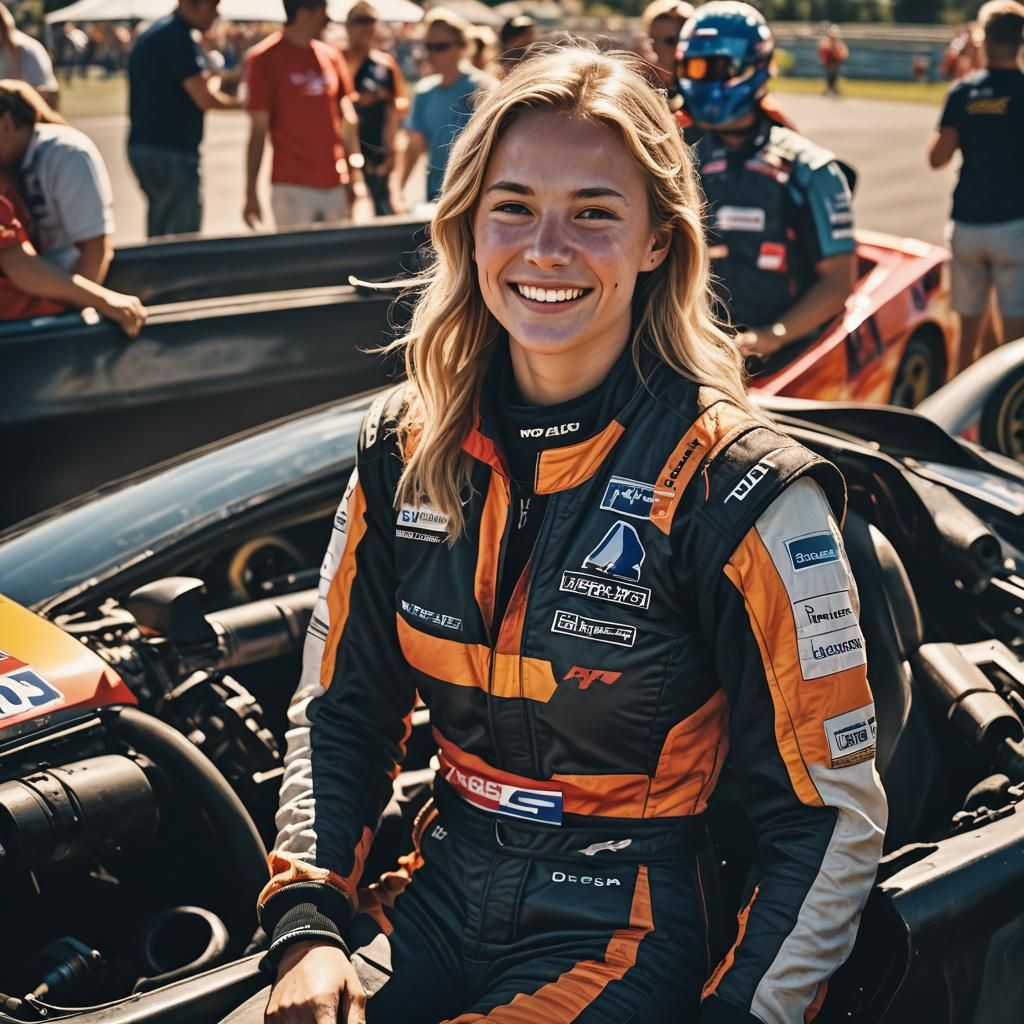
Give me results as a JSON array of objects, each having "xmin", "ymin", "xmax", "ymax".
[{"xmin": 484, "ymin": 182, "xmax": 627, "ymax": 201}]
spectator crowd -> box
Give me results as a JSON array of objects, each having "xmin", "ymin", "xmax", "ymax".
[{"xmin": 0, "ymin": 0, "xmax": 1021, "ymax": 372}]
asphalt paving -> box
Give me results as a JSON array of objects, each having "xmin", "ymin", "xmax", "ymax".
[{"xmin": 77, "ymin": 90, "xmax": 958, "ymax": 249}]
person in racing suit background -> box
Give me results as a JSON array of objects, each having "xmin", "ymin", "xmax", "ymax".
[
  {"xmin": 222, "ymin": 43, "xmax": 886, "ymax": 1024},
  {"xmin": 677, "ymin": 2, "xmax": 857, "ymax": 363}
]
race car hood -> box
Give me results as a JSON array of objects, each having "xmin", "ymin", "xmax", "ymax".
[{"xmin": 0, "ymin": 593, "xmax": 135, "ymax": 738}]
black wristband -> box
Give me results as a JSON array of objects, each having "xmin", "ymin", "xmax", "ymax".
[{"xmin": 260, "ymin": 902, "xmax": 351, "ymax": 978}]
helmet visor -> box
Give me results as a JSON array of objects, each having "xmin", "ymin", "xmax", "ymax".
[{"xmin": 676, "ymin": 53, "xmax": 742, "ymax": 83}]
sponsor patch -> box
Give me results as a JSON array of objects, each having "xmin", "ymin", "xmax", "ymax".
[
  {"xmin": 824, "ymin": 704, "xmax": 877, "ymax": 768},
  {"xmin": 702, "ymin": 158, "xmax": 727, "ymax": 175},
  {"xmin": 724, "ymin": 458, "xmax": 775, "ymax": 504},
  {"xmin": 396, "ymin": 504, "xmax": 449, "ymax": 535},
  {"xmin": 552, "ymin": 610, "xmax": 637, "ymax": 648},
  {"xmin": 798, "ymin": 624, "xmax": 866, "ymax": 681},
  {"xmin": 0, "ymin": 652, "xmax": 64, "ymax": 720},
  {"xmin": 582, "ymin": 522, "xmax": 646, "ymax": 582},
  {"xmin": 796, "ymin": 590, "xmax": 854, "ymax": 629},
  {"xmin": 786, "ymin": 532, "xmax": 840, "ymax": 572},
  {"xmin": 757, "ymin": 241, "xmax": 787, "ymax": 272},
  {"xmin": 562, "ymin": 666, "xmax": 622, "ymax": 690},
  {"xmin": 708, "ymin": 244, "xmax": 729, "ymax": 259},
  {"xmin": 400, "ymin": 599, "xmax": 462, "ymax": 632},
  {"xmin": 560, "ymin": 571, "xmax": 651, "ymax": 610},
  {"xmin": 716, "ymin": 205, "xmax": 766, "ymax": 232},
  {"xmin": 444, "ymin": 764, "xmax": 563, "ymax": 825},
  {"xmin": 600, "ymin": 476, "xmax": 672, "ymax": 521}
]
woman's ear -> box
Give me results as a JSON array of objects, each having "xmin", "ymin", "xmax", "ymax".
[{"xmin": 646, "ymin": 227, "xmax": 672, "ymax": 271}]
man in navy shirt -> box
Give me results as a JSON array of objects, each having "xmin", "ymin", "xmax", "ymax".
[
  {"xmin": 127, "ymin": 0, "xmax": 240, "ymax": 237},
  {"xmin": 929, "ymin": 1, "xmax": 1024, "ymax": 369}
]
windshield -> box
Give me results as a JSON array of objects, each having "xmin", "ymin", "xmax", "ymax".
[{"xmin": 0, "ymin": 396, "xmax": 371, "ymax": 611}]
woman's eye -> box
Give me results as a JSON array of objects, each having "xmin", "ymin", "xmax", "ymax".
[
  {"xmin": 494, "ymin": 202, "xmax": 530, "ymax": 215},
  {"xmin": 578, "ymin": 207, "xmax": 617, "ymax": 221}
]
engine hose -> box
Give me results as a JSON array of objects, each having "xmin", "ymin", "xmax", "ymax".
[
  {"xmin": 102, "ymin": 706, "xmax": 268, "ymax": 955},
  {"xmin": 996, "ymin": 736, "xmax": 1024, "ymax": 783}
]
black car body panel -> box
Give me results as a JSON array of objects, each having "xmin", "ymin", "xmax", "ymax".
[
  {"xmin": 1, "ymin": 290, "xmax": 396, "ymax": 527},
  {"xmin": 105, "ymin": 218, "xmax": 430, "ymax": 305}
]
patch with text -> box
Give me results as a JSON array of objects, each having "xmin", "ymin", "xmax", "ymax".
[
  {"xmin": 444, "ymin": 764, "xmax": 563, "ymax": 825},
  {"xmin": 824, "ymin": 704, "xmax": 877, "ymax": 768},
  {"xmin": 552, "ymin": 611, "xmax": 637, "ymax": 648},
  {"xmin": 560, "ymin": 570, "xmax": 651, "ymax": 610}
]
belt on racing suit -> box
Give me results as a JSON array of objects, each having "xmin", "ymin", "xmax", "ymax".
[{"xmin": 432, "ymin": 770, "xmax": 712, "ymax": 863}]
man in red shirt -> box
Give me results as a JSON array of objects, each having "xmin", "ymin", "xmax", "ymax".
[{"xmin": 242, "ymin": 0, "xmax": 366, "ymax": 231}]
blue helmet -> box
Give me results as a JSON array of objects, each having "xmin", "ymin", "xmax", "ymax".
[{"xmin": 676, "ymin": 2, "xmax": 774, "ymax": 127}]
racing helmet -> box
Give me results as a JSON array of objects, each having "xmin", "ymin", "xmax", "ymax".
[{"xmin": 676, "ymin": 2, "xmax": 774, "ymax": 127}]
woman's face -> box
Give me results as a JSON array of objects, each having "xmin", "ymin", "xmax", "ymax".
[{"xmin": 473, "ymin": 110, "xmax": 669, "ymax": 363}]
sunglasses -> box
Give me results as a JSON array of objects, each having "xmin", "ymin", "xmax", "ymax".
[
  {"xmin": 676, "ymin": 54, "xmax": 742, "ymax": 83},
  {"xmin": 424, "ymin": 40, "xmax": 457, "ymax": 53},
  {"xmin": 654, "ymin": 34, "xmax": 678, "ymax": 46},
  {"xmin": 349, "ymin": 15, "xmax": 376, "ymax": 24}
]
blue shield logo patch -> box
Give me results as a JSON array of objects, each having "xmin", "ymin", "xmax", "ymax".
[{"xmin": 582, "ymin": 522, "xmax": 646, "ymax": 582}]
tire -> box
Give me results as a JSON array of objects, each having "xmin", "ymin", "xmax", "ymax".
[
  {"xmin": 980, "ymin": 370, "xmax": 1024, "ymax": 463},
  {"xmin": 889, "ymin": 335, "xmax": 941, "ymax": 408}
]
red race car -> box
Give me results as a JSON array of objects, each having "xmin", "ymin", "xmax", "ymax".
[{"xmin": 751, "ymin": 229, "xmax": 958, "ymax": 408}]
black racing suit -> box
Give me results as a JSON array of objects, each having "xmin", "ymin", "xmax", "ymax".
[
  {"xmin": 253, "ymin": 346, "xmax": 887, "ymax": 1023},
  {"xmin": 695, "ymin": 118, "xmax": 855, "ymax": 334}
]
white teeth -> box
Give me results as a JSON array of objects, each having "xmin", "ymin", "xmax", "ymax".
[{"xmin": 516, "ymin": 284, "xmax": 585, "ymax": 303}]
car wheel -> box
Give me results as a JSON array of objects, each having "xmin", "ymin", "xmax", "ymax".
[
  {"xmin": 980, "ymin": 371, "xmax": 1024, "ymax": 463},
  {"xmin": 890, "ymin": 336, "xmax": 940, "ymax": 408}
]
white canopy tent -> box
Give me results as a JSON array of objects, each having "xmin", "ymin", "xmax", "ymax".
[{"xmin": 46, "ymin": 0, "xmax": 423, "ymax": 23}]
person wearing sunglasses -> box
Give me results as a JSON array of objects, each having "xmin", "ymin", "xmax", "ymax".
[
  {"xmin": 397, "ymin": 8, "xmax": 494, "ymax": 204},
  {"xmin": 677, "ymin": 2, "xmax": 855, "ymax": 364},
  {"xmin": 342, "ymin": 2, "xmax": 408, "ymax": 217},
  {"xmin": 642, "ymin": 0, "xmax": 693, "ymax": 95}
]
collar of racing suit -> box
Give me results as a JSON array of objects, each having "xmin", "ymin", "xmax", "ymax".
[{"xmin": 463, "ymin": 337, "xmax": 660, "ymax": 492}]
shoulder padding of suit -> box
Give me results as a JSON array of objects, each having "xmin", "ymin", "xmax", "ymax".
[
  {"xmin": 359, "ymin": 383, "xmax": 413, "ymax": 461},
  {"xmin": 695, "ymin": 418, "xmax": 846, "ymax": 586}
]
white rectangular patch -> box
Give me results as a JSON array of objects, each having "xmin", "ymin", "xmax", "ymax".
[
  {"xmin": 560, "ymin": 571, "xmax": 651, "ymax": 610},
  {"xmin": 798, "ymin": 622, "xmax": 866, "ymax": 680},
  {"xmin": 824, "ymin": 704, "xmax": 877, "ymax": 768},
  {"xmin": 397, "ymin": 504, "xmax": 449, "ymax": 533},
  {"xmin": 551, "ymin": 610, "xmax": 636, "ymax": 647},
  {"xmin": 716, "ymin": 206, "xmax": 766, "ymax": 232}
]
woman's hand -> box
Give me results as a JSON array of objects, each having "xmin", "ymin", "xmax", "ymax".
[
  {"xmin": 96, "ymin": 288, "xmax": 147, "ymax": 337},
  {"xmin": 265, "ymin": 941, "xmax": 367, "ymax": 1024}
]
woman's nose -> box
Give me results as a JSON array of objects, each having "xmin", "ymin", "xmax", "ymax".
[{"xmin": 525, "ymin": 214, "xmax": 572, "ymax": 270}]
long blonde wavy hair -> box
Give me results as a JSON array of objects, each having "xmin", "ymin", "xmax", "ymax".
[{"xmin": 390, "ymin": 43, "xmax": 752, "ymax": 538}]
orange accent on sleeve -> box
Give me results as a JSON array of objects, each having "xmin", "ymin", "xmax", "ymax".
[
  {"xmin": 356, "ymin": 844, "xmax": 426, "ymax": 937},
  {"xmin": 650, "ymin": 399, "xmax": 750, "ymax": 535},
  {"xmin": 320, "ymin": 481, "xmax": 369, "ymax": 690},
  {"xmin": 702, "ymin": 886, "xmax": 759, "ymax": 999},
  {"xmin": 473, "ymin": 471, "xmax": 508, "ymax": 634},
  {"xmin": 258, "ymin": 825, "xmax": 374, "ymax": 916},
  {"xmin": 534, "ymin": 420, "xmax": 625, "ymax": 494},
  {"xmin": 443, "ymin": 866, "xmax": 654, "ymax": 1023},
  {"xmin": 725, "ymin": 529, "xmax": 874, "ymax": 803},
  {"xmin": 805, "ymin": 980, "xmax": 828, "ymax": 1022}
]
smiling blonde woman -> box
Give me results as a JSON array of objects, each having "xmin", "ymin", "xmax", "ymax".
[{"xmin": 235, "ymin": 44, "xmax": 887, "ymax": 1024}]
